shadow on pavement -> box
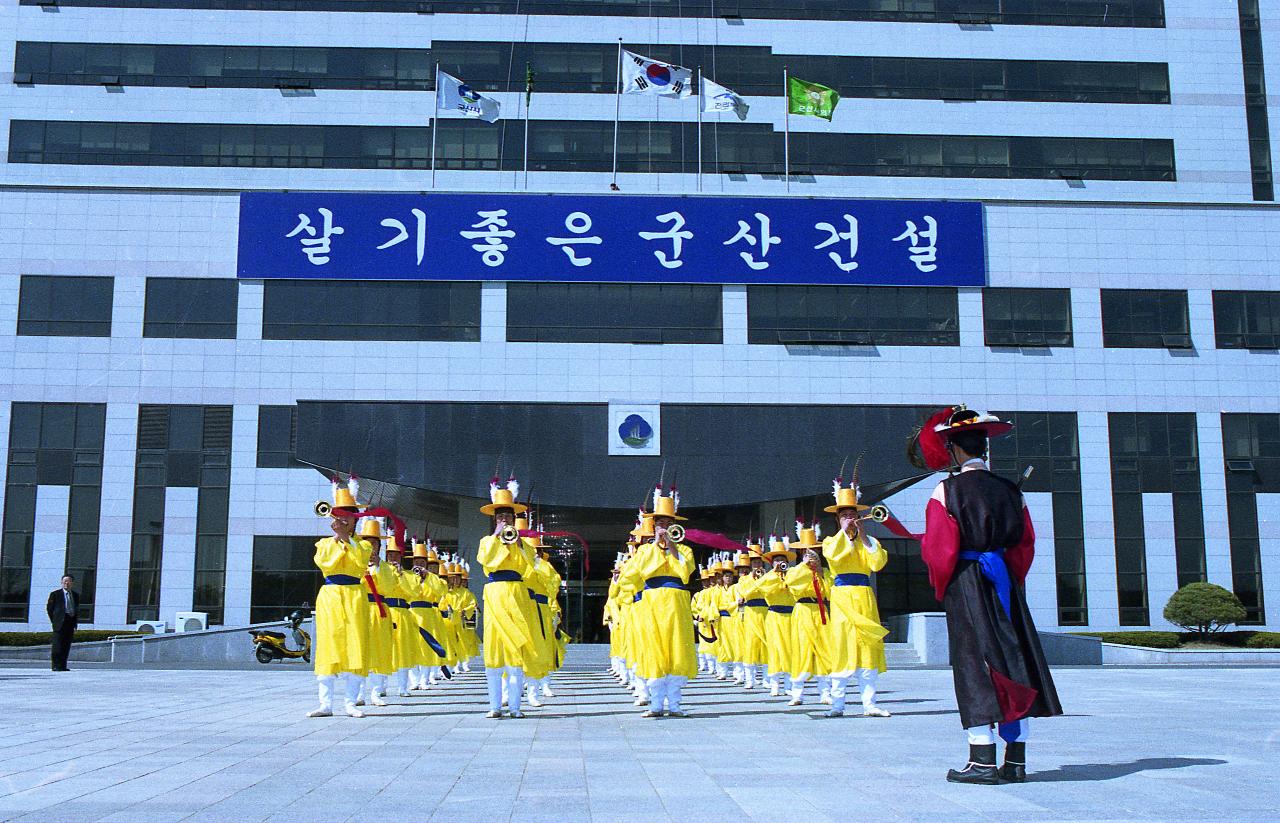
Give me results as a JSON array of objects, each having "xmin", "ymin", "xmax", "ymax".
[{"xmin": 1030, "ymin": 757, "xmax": 1228, "ymax": 782}]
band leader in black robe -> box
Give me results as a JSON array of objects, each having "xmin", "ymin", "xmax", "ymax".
[{"xmin": 915, "ymin": 407, "xmax": 1062, "ymax": 785}]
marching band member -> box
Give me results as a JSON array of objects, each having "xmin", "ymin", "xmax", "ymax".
[
  {"xmin": 412, "ymin": 540, "xmax": 450, "ymax": 687},
  {"xmin": 736, "ymin": 542, "xmax": 769, "ymax": 690},
  {"xmin": 605, "ymin": 553, "xmax": 626, "ymax": 680},
  {"xmin": 730, "ymin": 552, "xmax": 753, "ymax": 685},
  {"xmin": 757, "ymin": 535, "xmax": 797, "ymax": 698},
  {"xmin": 521, "ymin": 521, "xmax": 557, "ymax": 708},
  {"xmin": 693, "ymin": 566, "xmax": 717, "ymax": 673},
  {"xmin": 476, "ymin": 476, "xmax": 539, "ymax": 718},
  {"xmin": 383, "ymin": 535, "xmax": 416, "ymax": 698},
  {"xmin": 457, "ymin": 561, "xmax": 479, "ymax": 671},
  {"xmin": 309, "ymin": 479, "xmax": 371, "ymax": 718},
  {"xmin": 441, "ymin": 559, "xmax": 466, "ymax": 674},
  {"xmin": 619, "ymin": 486, "xmax": 697, "ymax": 718},
  {"xmin": 712, "ymin": 557, "xmax": 738, "ymax": 681},
  {"xmin": 784, "ymin": 525, "xmax": 833, "ymax": 707},
  {"xmin": 359, "ymin": 518, "xmax": 394, "ymax": 708},
  {"xmin": 913, "ymin": 407, "xmax": 1062, "ymax": 784},
  {"xmin": 822, "ymin": 478, "xmax": 892, "ymax": 718},
  {"xmin": 545, "ymin": 548, "xmax": 567, "ymax": 691},
  {"xmin": 619, "ymin": 520, "xmax": 653, "ymax": 707}
]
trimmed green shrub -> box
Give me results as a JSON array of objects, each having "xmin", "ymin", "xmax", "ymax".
[
  {"xmin": 0, "ymin": 630, "xmax": 142, "ymax": 647},
  {"xmin": 1071, "ymin": 631, "xmax": 1181, "ymax": 648},
  {"xmin": 1244, "ymin": 632, "xmax": 1280, "ymax": 649},
  {"xmin": 1163, "ymin": 583, "xmax": 1247, "ymax": 635}
]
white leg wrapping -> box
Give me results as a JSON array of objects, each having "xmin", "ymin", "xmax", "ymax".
[
  {"xmin": 316, "ymin": 675, "xmax": 334, "ymax": 711},
  {"xmin": 485, "ymin": 667, "xmax": 503, "ymax": 713},
  {"xmin": 967, "ymin": 725, "xmax": 996, "ymax": 746},
  {"xmin": 647, "ymin": 676, "xmax": 668, "ymax": 713},
  {"xmin": 667, "ymin": 675, "xmax": 688, "ymax": 712},
  {"xmin": 506, "ymin": 666, "xmax": 525, "ymax": 714}
]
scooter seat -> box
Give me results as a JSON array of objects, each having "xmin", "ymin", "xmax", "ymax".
[{"xmin": 257, "ymin": 630, "xmax": 286, "ymax": 640}]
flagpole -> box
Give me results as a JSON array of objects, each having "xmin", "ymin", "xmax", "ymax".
[
  {"xmin": 696, "ymin": 65, "xmax": 703, "ymax": 193},
  {"xmin": 523, "ymin": 62, "xmax": 531, "ymax": 190},
  {"xmin": 613, "ymin": 39, "xmax": 622, "ymax": 188},
  {"xmin": 431, "ymin": 61, "xmax": 440, "ymax": 189},
  {"xmin": 783, "ymin": 64, "xmax": 790, "ymax": 193}
]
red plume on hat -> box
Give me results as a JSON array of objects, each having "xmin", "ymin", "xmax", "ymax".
[{"xmin": 915, "ymin": 407, "xmax": 955, "ymax": 471}]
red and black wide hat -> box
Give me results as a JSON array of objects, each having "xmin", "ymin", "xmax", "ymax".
[{"xmin": 916, "ymin": 406, "xmax": 1014, "ymax": 470}]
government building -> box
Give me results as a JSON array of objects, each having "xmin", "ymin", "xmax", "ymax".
[{"xmin": 1, "ymin": 0, "xmax": 1277, "ymax": 639}]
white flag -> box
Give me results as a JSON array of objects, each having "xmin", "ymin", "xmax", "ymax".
[
  {"xmin": 436, "ymin": 70, "xmax": 501, "ymax": 123},
  {"xmin": 701, "ymin": 77, "xmax": 749, "ymax": 121},
  {"xmin": 621, "ymin": 49, "xmax": 693, "ymax": 98}
]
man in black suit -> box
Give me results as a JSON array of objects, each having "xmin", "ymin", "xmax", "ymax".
[{"xmin": 46, "ymin": 574, "xmax": 79, "ymax": 672}]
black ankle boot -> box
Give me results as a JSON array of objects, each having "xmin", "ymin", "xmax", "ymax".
[
  {"xmin": 946, "ymin": 744, "xmax": 1000, "ymax": 784},
  {"xmin": 999, "ymin": 741, "xmax": 1026, "ymax": 783}
]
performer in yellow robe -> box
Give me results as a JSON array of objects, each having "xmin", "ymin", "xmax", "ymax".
[
  {"xmin": 785, "ymin": 526, "xmax": 834, "ymax": 707},
  {"xmin": 619, "ymin": 488, "xmax": 697, "ymax": 718},
  {"xmin": 605, "ymin": 555, "xmax": 626, "ymax": 680},
  {"xmin": 728, "ymin": 553, "xmax": 753, "ymax": 684},
  {"xmin": 711, "ymin": 560, "xmax": 738, "ymax": 681},
  {"xmin": 380, "ymin": 536, "xmax": 417, "ymax": 698},
  {"xmin": 457, "ymin": 562, "xmax": 479, "ymax": 670},
  {"xmin": 410, "ymin": 540, "xmax": 449, "ymax": 689},
  {"xmin": 693, "ymin": 567, "xmax": 717, "ymax": 673},
  {"xmin": 618, "ymin": 523, "xmax": 652, "ymax": 707},
  {"xmin": 822, "ymin": 482, "xmax": 891, "ymax": 717},
  {"xmin": 476, "ymin": 477, "xmax": 538, "ymax": 718},
  {"xmin": 757, "ymin": 536, "xmax": 797, "ymax": 698},
  {"xmin": 736, "ymin": 543, "xmax": 769, "ymax": 690},
  {"xmin": 440, "ymin": 561, "xmax": 466, "ymax": 673},
  {"xmin": 309, "ymin": 479, "xmax": 371, "ymax": 718},
  {"xmin": 522, "ymin": 525, "xmax": 557, "ymax": 708},
  {"xmin": 358, "ymin": 518, "xmax": 395, "ymax": 708}
]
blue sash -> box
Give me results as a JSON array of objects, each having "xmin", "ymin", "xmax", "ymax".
[
  {"xmin": 645, "ymin": 576, "xmax": 684, "ymax": 590},
  {"xmin": 959, "ymin": 549, "xmax": 1013, "ymax": 619},
  {"xmin": 833, "ymin": 573, "xmax": 871, "ymax": 587},
  {"xmin": 768, "ymin": 605, "xmax": 793, "ymax": 614},
  {"xmin": 487, "ymin": 570, "xmax": 523, "ymax": 583},
  {"xmin": 324, "ymin": 575, "xmax": 360, "ymax": 586},
  {"xmin": 744, "ymin": 598, "xmax": 767, "ymax": 607}
]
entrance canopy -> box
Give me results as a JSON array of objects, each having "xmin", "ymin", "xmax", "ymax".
[{"xmin": 295, "ymin": 401, "xmax": 933, "ymax": 510}]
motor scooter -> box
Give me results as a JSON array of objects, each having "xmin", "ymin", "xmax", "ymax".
[{"xmin": 249, "ymin": 609, "xmax": 311, "ymax": 664}]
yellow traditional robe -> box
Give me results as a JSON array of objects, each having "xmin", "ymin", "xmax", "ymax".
[
  {"xmin": 615, "ymin": 555, "xmax": 643, "ymax": 669},
  {"xmin": 524, "ymin": 558, "xmax": 558, "ymax": 680},
  {"xmin": 618, "ymin": 542, "xmax": 697, "ymax": 680},
  {"xmin": 456, "ymin": 586, "xmax": 480, "ymax": 659},
  {"xmin": 605, "ymin": 579, "xmax": 623, "ymax": 658},
  {"xmin": 416, "ymin": 570, "xmax": 449, "ymax": 665},
  {"xmin": 821, "ymin": 531, "xmax": 890, "ymax": 673},
  {"xmin": 735, "ymin": 574, "xmax": 769, "ymax": 666},
  {"xmin": 441, "ymin": 586, "xmax": 465, "ymax": 666},
  {"xmin": 713, "ymin": 584, "xmax": 739, "ymax": 663},
  {"xmin": 312, "ymin": 536, "xmax": 372, "ymax": 677},
  {"xmin": 693, "ymin": 588, "xmax": 717, "ymax": 654},
  {"xmin": 476, "ymin": 534, "xmax": 539, "ymax": 669},
  {"xmin": 755, "ymin": 569, "xmax": 796, "ymax": 678},
  {"xmin": 363, "ymin": 560, "xmax": 397, "ymax": 676},
  {"xmin": 785, "ymin": 564, "xmax": 834, "ymax": 677},
  {"xmin": 382, "ymin": 567, "xmax": 418, "ymax": 670}
]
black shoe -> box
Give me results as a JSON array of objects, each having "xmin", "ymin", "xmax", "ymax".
[
  {"xmin": 1000, "ymin": 741, "xmax": 1026, "ymax": 783},
  {"xmin": 946, "ymin": 744, "xmax": 1000, "ymax": 785}
]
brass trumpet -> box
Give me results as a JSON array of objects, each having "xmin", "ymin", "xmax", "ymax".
[
  {"xmin": 857, "ymin": 504, "xmax": 891, "ymax": 523},
  {"xmin": 314, "ymin": 500, "xmax": 332, "ymax": 517},
  {"xmin": 499, "ymin": 525, "xmax": 521, "ymax": 544},
  {"xmin": 665, "ymin": 523, "xmax": 685, "ymax": 543}
]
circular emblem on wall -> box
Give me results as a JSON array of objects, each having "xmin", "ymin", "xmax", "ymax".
[{"xmin": 618, "ymin": 414, "xmax": 654, "ymax": 448}]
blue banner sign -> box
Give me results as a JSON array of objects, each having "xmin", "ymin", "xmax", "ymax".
[{"xmin": 237, "ymin": 192, "xmax": 985, "ymax": 286}]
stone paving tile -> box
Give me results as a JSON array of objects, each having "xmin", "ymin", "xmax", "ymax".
[{"xmin": 0, "ymin": 665, "xmax": 1277, "ymax": 822}]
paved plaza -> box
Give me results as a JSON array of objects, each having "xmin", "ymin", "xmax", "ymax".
[{"xmin": 0, "ymin": 663, "xmax": 1276, "ymax": 823}]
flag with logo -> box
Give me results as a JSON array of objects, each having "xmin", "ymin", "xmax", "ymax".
[
  {"xmin": 621, "ymin": 49, "xmax": 693, "ymax": 98},
  {"xmin": 436, "ymin": 70, "xmax": 501, "ymax": 123},
  {"xmin": 701, "ymin": 77, "xmax": 749, "ymax": 121},
  {"xmin": 787, "ymin": 76, "xmax": 839, "ymax": 121}
]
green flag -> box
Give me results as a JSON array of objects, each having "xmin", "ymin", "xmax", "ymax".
[
  {"xmin": 787, "ymin": 76, "xmax": 839, "ymax": 121},
  {"xmin": 525, "ymin": 63, "xmax": 535, "ymax": 109}
]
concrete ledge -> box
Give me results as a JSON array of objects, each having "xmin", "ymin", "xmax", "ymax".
[
  {"xmin": 1100, "ymin": 643, "xmax": 1280, "ymax": 665},
  {"xmin": 0, "ymin": 619, "xmax": 316, "ymax": 667},
  {"xmin": 885, "ymin": 611, "xmax": 1102, "ymax": 666}
]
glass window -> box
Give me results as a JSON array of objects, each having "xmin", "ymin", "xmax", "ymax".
[
  {"xmin": 1101, "ymin": 289, "xmax": 1191, "ymax": 348},
  {"xmin": 17, "ymin": 275, "xmax": 113, "ymax": 337},
  {"xmin": 251, "ymin": 536, "xmax": 325, "ymax": 624},
  {"xmin": 262, "ymin": 280, "xmax": 481, "ymax": 341},
  {"xmin": 507, "ymin": 283, "xmax": 722, "ymax": 343},
  {"xmin": 257, "ymin": 406, "xmax": 306, "ymax": 468},
  {"xmin": 983, "ymin": 288, "xmax": 1073, "ymax": 347},
  {"xmin": 1213, "ymin": 290, "xmax": 1280, "ymax": 349},
  {"xmin": 748, "ymin": 285, "xmax": 958, "ymax": 346},
  {"xmin": 143, "ymin": 278, "xmax": 238, "ymax": 339}
]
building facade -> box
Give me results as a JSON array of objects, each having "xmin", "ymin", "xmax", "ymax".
[{"xmin": 1, "ymin": 0, "xmax": 1278, "ymax": 635}]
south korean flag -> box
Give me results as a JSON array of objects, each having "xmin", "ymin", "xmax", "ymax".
[{"xmin": 621, "ymin": 49, "xmax": 694, "ymax": 98}]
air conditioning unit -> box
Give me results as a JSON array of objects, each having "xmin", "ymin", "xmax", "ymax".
[
  {"xmin": 175, "ymin": 612, "xmax": 208, "ymax": 632},
  {"xmin": 134, "ymin": 620, "xmax": 166, "ymax": 634}
]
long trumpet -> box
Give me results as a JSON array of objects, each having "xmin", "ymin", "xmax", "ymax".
[
  {"xmin": 857, "ymin": 504, "xmax": 891, "ymax": 523},
  {"xmin": 314, "ymin": 500, "xmax": 332, "ymax": 517},
  {"xmin": 499, "ymin": 524, "xmax": 521, "ymax": 544},
  {"xmin": 665, "ymin": 523, "xmax": 685, "ymax": 543}
]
